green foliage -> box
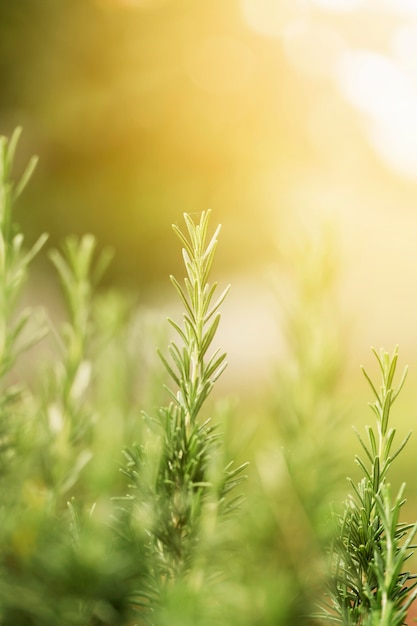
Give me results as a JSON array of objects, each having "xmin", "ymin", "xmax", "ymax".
[
  {"xmin": 0, "ymin": 127, "xmax": 47, "ymax": 488},
  {"xmin": 241, "ymin": 224, "xmax": 348, "ymax": 623},
  {"xmin": 0, "ymin": 129, "xmax": 248, "ymax": 625},
  {"xmin": 321, "ymin": 348, "xmax": 417, "ymax": 625},
  {"xmin": 0, "ymin": 127, "xmax": 143, "ymax": 626},
  {"xmin": 0, "ymin": 127, "xmax": 417, "ymax": 626},
  {"xmin": 33, "ymin": 235, "xmax": 114, "ymax": 501},
  {"xmin": 118, "ymin": 211, "xmax": 248, "ymax": 618}
]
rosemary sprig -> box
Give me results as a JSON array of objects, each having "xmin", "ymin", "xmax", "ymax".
[
  {"xmin": 321, "ymin": 347, "xmax": 417, "ymax": 625},
  {"xmin": 120, "ymin": 211, "xmax": 247, "ymax": 615}
]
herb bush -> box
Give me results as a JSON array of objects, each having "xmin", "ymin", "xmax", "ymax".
[{"xmin": 0, "ymin": 127, "xmax": 416, "ymax": 625}]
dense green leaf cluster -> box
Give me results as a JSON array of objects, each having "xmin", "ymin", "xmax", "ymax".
[
  {"xmin": 321, "ymin": 349, "xmax": 417, "ymax": 625},
  {"xmin": 119, "ymin": 211, "xmax": 247, "ymax": 607},
  {"xmin": 0, "ymin": 130, "xmax": 247, "ymax": 625}
]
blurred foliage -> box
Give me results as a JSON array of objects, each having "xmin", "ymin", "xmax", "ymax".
[
  {"xmin": 0, "ymin": 0, "xmax": 307, "ymax": 287},
  {"xmin": 0, "ymin": 127, "xmax": 353, "ymax": 625},
  {"xmin": 3, "ymin": 0, "xmax": 417, "ymax": 371}
]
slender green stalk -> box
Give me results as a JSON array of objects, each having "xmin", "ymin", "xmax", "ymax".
[
  {"xmin": 164, "ymin": 212, "xmax": 230, "ymax": 430},
  {"xmin": 120, "ymin": 211, "xmax": 247, "ymax": 617},
  {"xmin": 321, "ymin": 347, "xmax": 417, "ymax": 625},
  {"xmin": 0, "ymin": 128, "xmax": 47, "ymax": 380},
  {"xmin": 0, "ymin": 128, "xmax": 47, "ymax": 480},
  {"xmin": 35, "ymin": 235, "xmax": 113, "ymax": 500}
]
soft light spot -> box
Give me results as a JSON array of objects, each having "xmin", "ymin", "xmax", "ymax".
[
  {"xmin": 391, "ymin": 25, "xmax": 417, "ymax": 75},
  {"xmin": 336, "ymin": 51, "xmax": 417, "ymax": 122},
  {"xmin": 71, "ymin": 360, "xmax": 92, "ymax": 400},
  {"xmin": 48, "ymin": 403, "xmax": 64, "ymax": 434},
  {"xmin": 379, "ymin": 0, "xmax": 417, "ymax": 16},
  {"xmin": 312, "ymin": 0, "xmax": 366, "ymax": 11},
  {"xmin": 283, "ymin": 20, "xmax": 346, "ymax": 80},
  {"xmin": 184, "ymin": 36, "xmax": 255, "ymax": 95},
  {"xmin": 241, "ymin": 0, "xmax": 310, "ymax": 39},
  {"xmin": 369, "ymin": 118, "xmax": 417, "ymax": 180},
  {"xmin": 336, "ymin": 50, "xmax": 417, "ymax": 179}
]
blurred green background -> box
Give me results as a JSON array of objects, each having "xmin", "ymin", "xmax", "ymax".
[{"xmin": 2, "ymin": 0, "xmax": 417, "ymax": 340}]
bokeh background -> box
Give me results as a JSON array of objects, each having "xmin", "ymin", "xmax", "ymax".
[{"xmin": 2, "ymin": 0, "xmax": 417, "ymax": 512}]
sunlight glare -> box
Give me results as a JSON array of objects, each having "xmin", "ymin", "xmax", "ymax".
[
  {"xmin": 312, "ymin": 0, "xmax": 366, "ymax": 11},
  {"xmin": 391, "ymin": 25, "xmax": 417, "ymax": 75},
  {"xmin": 379, "ymin": 0, "xmax": 417, "ymax": 16},
  {"xmin": 337, "ymin": 50, "xmax": 417, "ymax": 179},
  {"xmin": 337, "ymin": 51, "xmax": 416, "ymax": 121}
]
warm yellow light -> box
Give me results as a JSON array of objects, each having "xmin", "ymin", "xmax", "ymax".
[
  {"xmin": 183, "ymin": 36, "xmax": 255, "ymax": 95},
  {"xmin": 241, "ymin": 0, "xmax": 310, "ymax": 39},
  {"xmin": 391, "ymin": 25, "xmax": 417, "ymax": 74},
  {"xmin": 283, "ymin": 20, "xmax": 346, "ymax": 80},
  {"xmin": 380, "ymin": 0, "xmax": 417, "ymax": 15},
  {"xmin": 312, "ymin": 0, "xmax": 365, "ymax": 10},
  {"xmin": 337, "ymin": 50, "xmax": 417, "ymax": 179},
  {"xmin": 94, "ymin": 0, "xmax": 167, "ymax": 9}
]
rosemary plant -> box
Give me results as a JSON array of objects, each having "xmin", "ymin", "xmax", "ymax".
[
  {"xmin": 0, "ymin": 127, "xmax": 47, "ymax": 482},
  {"xmin": 0, "ymin": 129, "xmax": 143, "ymax": 625},
  {"xmin": 120, "ymin": 211, "xmax": 247, "ymax": 615},
  {"xmin": 36, "ymin": 234, "xmax": 113, "ymax": 501},
  {"xmin": 321, "ymin": 348, "xmax": 417, "ymax": 625}
]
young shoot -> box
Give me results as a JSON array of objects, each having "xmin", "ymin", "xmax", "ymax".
[
  {"xmin": 321, "ymin": 347, "xmax": 417, "ymax": 626},
  {"xmin": 120, "ymin": 211, "xmax": 247, "ymax": 611}
]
